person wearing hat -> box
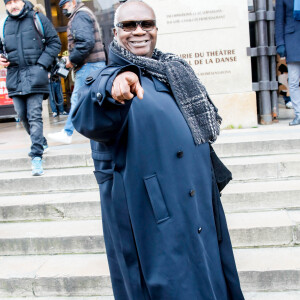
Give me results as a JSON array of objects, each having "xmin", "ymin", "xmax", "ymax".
[
  {"xmin": 47, "ymin": 0, "xmax": 106, "ymax": 145},
  {"xmin": 0, "ymin": 0, "xmax": 61, "ymax": 176}
]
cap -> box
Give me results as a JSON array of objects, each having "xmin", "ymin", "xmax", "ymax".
[{"xmin": 59, "ymin": 0, "xmax": 71, "ymax": 8}]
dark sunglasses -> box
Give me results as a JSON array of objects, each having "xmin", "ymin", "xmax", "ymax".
[{"xmin": 116, "ymin": 20, "xmax": 156, "ymax": 32}]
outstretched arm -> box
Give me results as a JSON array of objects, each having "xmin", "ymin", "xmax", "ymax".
[{"xmin": 72, "ymin": 66, "xmax": 142, "ymax": 143}]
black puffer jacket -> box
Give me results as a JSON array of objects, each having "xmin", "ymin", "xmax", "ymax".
[{"xmin": 0, "ymin": 1, "xmax": 61, "ymax": 97}]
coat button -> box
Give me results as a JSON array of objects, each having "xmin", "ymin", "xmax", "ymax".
[
  {"xmin": 177, "ymin": 150, "xmax": 184, "ymax": 158},
  {"xmin": 198, "ymin": 227, "xmax": 202, "ymax": 234},
  {"xmin": 96, "ymin": 92, "xmax": 102, "ymax": 100},
  {"xmin": 189, "ymin": 190, "xmax": 195, "ymax": 197}
]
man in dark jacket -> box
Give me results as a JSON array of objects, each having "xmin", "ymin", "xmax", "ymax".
[
  {"xmin": 47, "ymin": 0, "xmax": 106, "ymax": 144},
  {"xmin": 0, "ymin": 0, "xmax": 61, "ymax": 175},
  {"xmin": 71, "ymin": 1, "xmax": 244, "ymax": 299},
  {"xmin": 276, "ymin": 0, "xmax": 300, "ymax": 125}
]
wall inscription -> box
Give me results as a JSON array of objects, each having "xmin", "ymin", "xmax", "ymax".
[{"xmin": 145, "ymin": 0, "xmax": 252, "ymax": 96}]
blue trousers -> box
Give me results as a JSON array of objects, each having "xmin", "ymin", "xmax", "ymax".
[
  {"xmin": 49, "ymin": 80, "xmax": 65, "ymax": 114},
  {"xmin": 13, "ymin": 93, "xmax": 47, "ymax": 158},
  {"xmin": 64, "ymin": 61, "xmax": 106, "ymax": 136},
  {"xmin": 288, "ymin": 62, "xmax": 300, "ymax": 116}
]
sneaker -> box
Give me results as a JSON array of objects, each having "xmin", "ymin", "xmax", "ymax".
[
  {"xmin": 61, "ymin": 111, "xmax": 69, "ymax": 115},
  {"xmin": 53, "ymin": 112, "xmax": 58, "ymax": 118},
  {"xmin": 47, "ymin": 130, "xmax": 72, "ymax": 144},
  {"xmin": 285, "ymin": 101, "xmax": 293, "ymax": 109},
  {"xmin": 31, "ymin": 157, "xmax": 44, "ymax": 176}
]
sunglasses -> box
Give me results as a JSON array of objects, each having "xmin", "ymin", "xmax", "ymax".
[{"xmin": 116, "ymin": 20, "xmax": 156, "ymax": 32}]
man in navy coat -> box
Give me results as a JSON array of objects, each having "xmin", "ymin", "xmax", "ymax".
[
  {"xmin": 276, "ymin": 0, "xmax": 300, "ymax": 125},
  {"xmin": 72, "ymin": 1, "xmax": 244, "ymax": 299}
]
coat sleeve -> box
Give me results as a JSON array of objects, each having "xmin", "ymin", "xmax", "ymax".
[
  {"xmin": 0, "ymin": 39, "xmax": 4, "ymax": 55},
  {"xmin": 37, "ymin": 13, "xmax": 62, "ymax": 69},
  {"xmin": 69, "ymin": 12, "xmax": 95, "ymax": 66},
  {"xmin": 71, "ymin": 64, "xmax": 141, "ymax": 143},
  {"xmin": 275, "ymin": 0, "xmax": 285, "ymax": 47}
]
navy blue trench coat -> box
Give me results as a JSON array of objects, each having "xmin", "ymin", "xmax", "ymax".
[
  {"xmin": 275, "ymin": 0, "xmax": 300, "ymax": 63},
  {"xmin": 72, "ymin": 50, "xmax": 244, "ymax": 300}
]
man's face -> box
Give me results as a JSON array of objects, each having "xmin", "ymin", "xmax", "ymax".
[
  {"xmin": 114, "ymin": 3, "xmax": 157, "ymax": 58},
  {"xmin": 6, "ymin": 0, "xmax": 25, "ymax": 16}
]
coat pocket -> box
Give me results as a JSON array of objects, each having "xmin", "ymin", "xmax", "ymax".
[
  {"xmin": 6, "ymin": 67, "xmax": 18, "ymax": 91},
  {"xmin": 29, "ymin": 65, "xmax": 48, "ymax": 88},
  {"xmin": 144, "ymin": 174, "xmax": 170, "ymax": 224},
  {"xmin": 93, "ymin": 156, "xmax": 114, "ymax": 184}
]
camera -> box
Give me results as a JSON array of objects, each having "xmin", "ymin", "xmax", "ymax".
[{"xmin": 52, "ymin": 57, "xmax": 69, "ymax": 79}]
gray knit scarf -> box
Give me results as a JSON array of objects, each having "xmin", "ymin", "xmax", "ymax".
[{"xmin": 111, "ymin": 40, "xmax": 222, "ymax": 145}]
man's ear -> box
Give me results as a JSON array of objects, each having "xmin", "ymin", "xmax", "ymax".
[{"xmin": 113, "ymin": 28, "xmax": 117, "ymax": 37}]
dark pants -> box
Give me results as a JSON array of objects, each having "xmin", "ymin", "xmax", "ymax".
[
  {"xmin": 12, "ymin": 94, "xmax": 47, "ymax": 158},
  {"xmin": 49, "ymin": 80, "xmax": 64, "ymax": 114}
]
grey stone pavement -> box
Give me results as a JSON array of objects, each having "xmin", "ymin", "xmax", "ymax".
[
  {"xmin": 0, "ymin": 102, "xmax": 91, "ymax": 160},
  {"xmin": 0, "ymin": 99, "xmax": 299, "ymax": 161}
]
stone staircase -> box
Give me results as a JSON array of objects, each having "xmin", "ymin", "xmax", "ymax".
[{"xmin": 0, "ymin": 126, "xmax": 300, "ymax": 299}]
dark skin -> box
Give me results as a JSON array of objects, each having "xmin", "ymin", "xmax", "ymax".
[{"xmin": 112, "ymin": 1, "xmax": 158, "ymax": 104}]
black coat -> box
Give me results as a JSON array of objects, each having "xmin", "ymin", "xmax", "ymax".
[
  {"xmin": 0, "ymin": 1, "xmax": 61, "ymax": 97},
  {"xmin": 68, "ymin": 10, "xmax": 96, "ymax": 67}
]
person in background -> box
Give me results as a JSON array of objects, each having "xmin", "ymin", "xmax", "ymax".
[
  {"xmin": 71, "ymin": 1, "xmax": 245, "ymax": 299},
  {"xmin": 276, "ymin": 0, "xmax": 300, "ymax": 125},
  {"xmin": 48, "ymin": 70, "xmax": 68, "ymax": 118},
  {"xmin": 47, "ymin": 0, "xmax": 106, "ymax": 144},
  {"xmin": 0, "ymin": 0, "xmax": 61, "ymax": 175}
]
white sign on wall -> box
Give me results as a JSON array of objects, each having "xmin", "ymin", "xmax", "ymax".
[{"xmin": 145, "ymin": 0, "xmax": 252, "ymax": 96}]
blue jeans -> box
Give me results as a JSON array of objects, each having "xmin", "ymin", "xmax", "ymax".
[
  {"xmin": 13, "ymin": 94, "xmax": 47, "ymax": 158},
  {"xmin": 49, "ymin": 80, "xmax": 65, "ymax": 114},
  {"xmin": 64, "ymin": 61, "xmax": 106, "ymax": 136},
  {"xmin": 287, "ymin": 62, "xmax": 300, "ymax": 116}
]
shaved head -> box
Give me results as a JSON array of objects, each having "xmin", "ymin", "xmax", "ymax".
[{"xmin": 114, "ymin": 1, "xmax": 156, "ymax": 28}]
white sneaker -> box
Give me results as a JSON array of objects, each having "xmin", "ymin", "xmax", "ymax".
[
  {"xmin": 47, "ymin": 130, "xmax": 72, "ymax": 144},
  {"xmin": 286, "ymin": 101, "xmax": 293, "ymax": 109}
]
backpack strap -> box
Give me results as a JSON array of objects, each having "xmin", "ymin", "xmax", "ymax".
[
  {"xmin": 0, "ymin": 16, "xmax": 8, "ymax": 48},
  {"xmin": 33, "ymin": 12, "xmax": 45, "ymax": 43}
]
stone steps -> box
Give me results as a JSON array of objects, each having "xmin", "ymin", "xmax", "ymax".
[
  {"xmin": 0, "ymin": 153, "xmax": 93, "ymax": 173},
  {"xmin": 0, "ymin": 219, "xmax": 105, "ymax": 255},
  {"xmin": 224, "ymin": 153, "xmax": 300, "ymax": 181},
  {"xmin": 235, "ymin": 246, "xmax": 300, "ymax": 292},
  {"xmin": 227, "ymin": 210, "xmax": 300, "ymax": 248},
  {"xmin": 214, "ymin": 137, "xmax": 300, "ymax": 157},
  {"xmin": 0, "ymin": 298, "xmax": 114, "ymax": 300},
  {"xmin": 5, "ymin": 294, "xmax": 300, "ymax": 300},
  {"xmin": 1, "ymin": 178, "xmax": 299, "ymax": 221},
  {"xmin": 0, "ymin": 167, "xmax": 98, "ymax": 195},
  {"xmin": 1, "ymin": 247, "xmax": 299, "ymax": 297},
  {"xmin": 0, "ymin": 254, "xmax": 112, "ymax": 297},
  {"xmin": 1, "ymin": 296, "xmax": 115, "ymax": 300},
  {"xmin": 222, "ymin": 179, "xmax": 300, "ymax": 213},
  {"xmin": 0, "ymin": 126, "xmax": 299, "ymax": 297},
  {"xmin": 0, "ymin": 209, "xmax": 299, "ymax": 256},
  {"xmin": 0, "ymin": 191, "xmax": 101, "ymax": 222},
  {"xmin": 244, "ymin": 291, "xmax": 300, "ymax": 300}
]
